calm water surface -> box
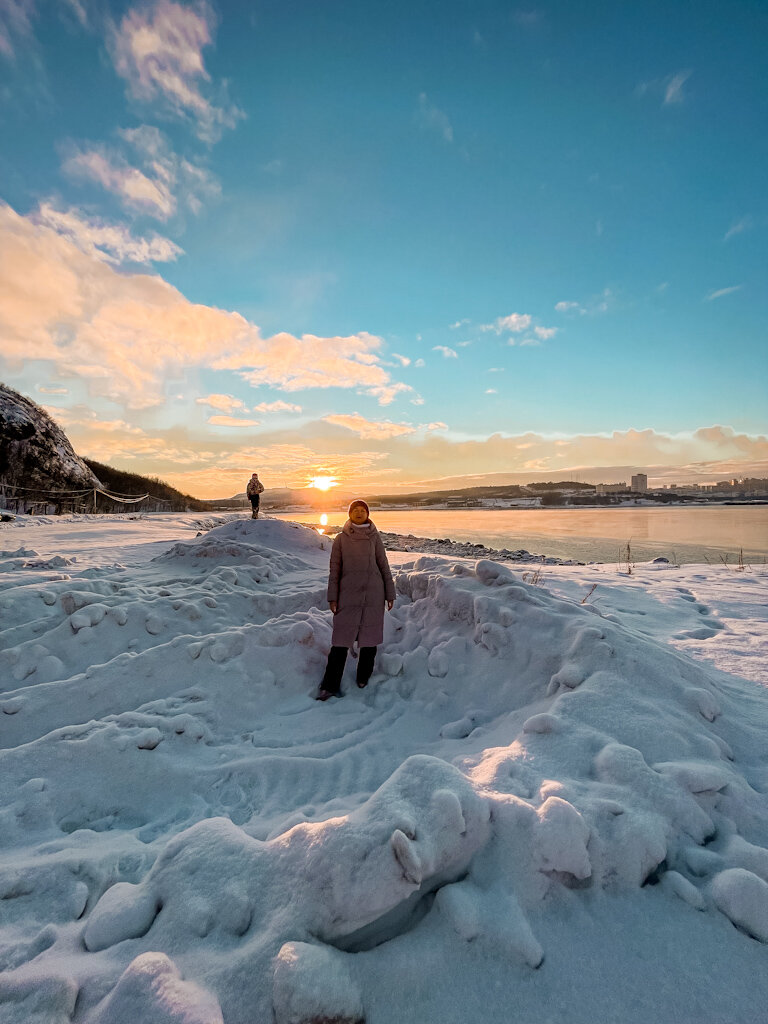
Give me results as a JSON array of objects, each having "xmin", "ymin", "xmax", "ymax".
[{"xmin": 273, "ymin": 506, "xmax": 768, "ymax": 565}]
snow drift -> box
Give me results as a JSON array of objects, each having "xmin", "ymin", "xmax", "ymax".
[{"xmin": 0, "ymin": 516, "xmax": 766, "ymax": 1023}]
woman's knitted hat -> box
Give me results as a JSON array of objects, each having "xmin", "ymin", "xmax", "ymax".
[{"xmin": 348, "ymin": 499, "xmax": 369, "ymax": 516}]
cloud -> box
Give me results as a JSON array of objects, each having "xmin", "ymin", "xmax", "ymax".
[
  {"xmin": 62, "ymin": 127, "xmax": 219, "ymax": 221},
  {"xmin": 417, "ymin": 92, "xmax": 454, "ymax": 143},
  {"xmin": 534, "ymin": 326, "xmax": 557, "ymax": 340},
  {"xmin": 706, "ymin": 284, "xmax": 743, "ymax": 301},
  {"xmin": 0, "ymin": 202, "xmax": 408, "ymax": 408},
  {"xmin": 664, "ymin": 70, "xmax": 692, "ymax": 105},
  {"xmin": 485, "ymin": 388, "xmax": 497, "ymax": 394},
  {"xmin": 228, "ymin": 336, "xmax": 406, "ymax": 404},
  {"xmin": 364, "ymin": 382, "xmax": 416, "ymax": 406},
  {"xmin": 636, "ymin": 70, "xmax": 693, "ymax": 107},
  {"xmin": 449, "ymin": 319, "xmax": 470, "ymax": 329},
  {"xmin": 109, "ymin": 0, "xmax": 243, "ymax": 142},
  {"xmin": 481, "ymin": 313, "xmax": 531, "ymax": 334},
  {"xmin": 322, "ymin": 414, "xmax": 416, "ymax": 440},
  {"xmin": 195, "ymin": 393, "xmax": 245, "ymax": 413},
  {"xmin": 391, "ymin": 352, "xmax": 411, "ymax": 366},
  {"xmin": 432, "ymin": 345, "xmax": 458, "ymax": 358},
  {"xmin": 253, "ymin": 400, "xmax": 302, "ymax": 414},
  {"xmin": 519, "ymin": 337, "xmax": 540, "ymax": 347},
  {"xmin": 0, "ymin": 0, "xmax": 35, "ymax": 58},
  {"xmin": 425, "ymin": 422, "xmax": 448, "ymax": 431},
  {"xmin": 555, "ymin": 290, "xmax": 612, "ymax": 316},
  {"xmin": 34, "ymin": 202, "xmax": 182, "ymax": 264},
  {"xmin": 37, "ymin": 385, "xmax": 69, "ymax": 395},
  {"xmin": 62, "ymin": 145, "xmax": 176, "ymax": 220},
  {"xmin": 414, "ymin": 358, "xmax": 425, "ymax": 368},
  {"xmin": 724, "ymin": 217, "xmax": 752, "ymax": 242},
  {"xmin": 208, "ymin": 415, "xmax": 260, "ymax": 427}
]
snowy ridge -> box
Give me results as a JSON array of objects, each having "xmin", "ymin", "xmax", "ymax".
[{"xmin": 0, "ymin": 516, "xmax": 767, "ymax": 1023}]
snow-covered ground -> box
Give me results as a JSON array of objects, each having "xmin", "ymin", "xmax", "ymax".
[{"xmin": 0, "ymin": 513, "xmax": 766, "ymax": 1024}]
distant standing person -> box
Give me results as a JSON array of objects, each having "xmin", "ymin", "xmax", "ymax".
[
  {"xmin": 246, "ymin": 472, "xmax": 264, "ymax": 519},
  {"xmin": 317, "ymin": 499, "xmax": 395, "ymax": 701}
]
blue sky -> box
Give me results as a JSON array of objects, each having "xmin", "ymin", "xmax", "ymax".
[{"xmin": 1, "ymin": 0, "xmax": 766, "ymax": 496}]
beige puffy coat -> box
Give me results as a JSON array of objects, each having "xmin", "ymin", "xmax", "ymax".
[{"xmin": 327, "ymin": 520, "xmax": 395, "ymax": 648}]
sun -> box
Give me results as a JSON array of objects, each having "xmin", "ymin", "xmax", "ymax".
[{"xmin": 308, "ymin": 476, "xmax": 338, "ymax": 491}]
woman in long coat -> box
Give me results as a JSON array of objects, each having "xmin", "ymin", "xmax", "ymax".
[{"xmin": 317, "ymin": 499, "xmax": 395, "ymax": 700}]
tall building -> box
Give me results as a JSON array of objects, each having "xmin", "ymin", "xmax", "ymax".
[{"xmin": 631, "ymin": 473, "xmax": 648, "ymax": 493}]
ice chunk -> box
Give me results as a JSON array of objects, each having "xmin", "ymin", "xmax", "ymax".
[
  {"xmin": 522, "ymin": 713, "xmax": 561, "ymax": 735},
  {"xmin": 710, "ymin": 868, "xmax": 768, "ymax": 942},
  {"xmin": 659, "ymin": 870, "xmax": 706, "ymax": 909},
  {"xmin": 475, "ymin": 560, "xmax": 515, "ymax": 586},
  {"xmin": 91, "ymin": 952, "xmax": 224, "ymax": 1024},
  {"xmin": 84, "ymin": 881, "xmax": 158, "ymax": 952},
  {"xmin": 273, "ymin": 941, "xmax": 364, "ymax": 1024},
  {"xmin": 536, "ymin": 796, "xmax": 591, "ymax": 880},
  {"xmin": 724, "ymin": 836, "xmax": 768, "ymax": 883}
]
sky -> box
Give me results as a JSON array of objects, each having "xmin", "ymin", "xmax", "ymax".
[{"xmin": 0, "ymin": 0, "xmax": 766, "ymax": 498}]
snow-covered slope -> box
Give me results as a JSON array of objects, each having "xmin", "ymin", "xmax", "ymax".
[
  {"xmin": 0, "ymin": 515, "xmax": 766, "ymax": 1023},
  {"xmin": 0, "ymin": 382, "xmax": 99, "ymax": 494}
]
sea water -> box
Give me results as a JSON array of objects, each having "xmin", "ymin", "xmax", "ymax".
[{"xmin": 273, "ymin": 505, "xmax": 768, "ymax": 565}]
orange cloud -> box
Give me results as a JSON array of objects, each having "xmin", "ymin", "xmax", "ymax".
[
  {"xmin": 0, "ymin": 203, "xmax": 408, "ymax": 409},
  {"xmin": 322, "ymin": 413, "xmax": 416, "ymax": 439}
]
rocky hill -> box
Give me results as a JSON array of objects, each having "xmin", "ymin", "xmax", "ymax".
[{"xmin": 0, "ymin": 383, "xmax": 100, "ymax": 499}]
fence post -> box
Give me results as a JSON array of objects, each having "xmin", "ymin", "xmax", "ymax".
[{"xmin": 93, "ymin": 488, "xmax": 98, "ymax": 514}]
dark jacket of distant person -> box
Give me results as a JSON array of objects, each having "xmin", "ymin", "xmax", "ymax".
[{"xmin": 327, "ymin": 519, "xmax": 395, "ymax": 648}]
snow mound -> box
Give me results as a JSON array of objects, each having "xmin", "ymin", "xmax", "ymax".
[
  {"xmin": 1, "ymin": 516, "xmax": 767, "ymax": 1023},
  {"xmin": 155, "ymin": 517, "xmax": 331, "ymax": 575}
]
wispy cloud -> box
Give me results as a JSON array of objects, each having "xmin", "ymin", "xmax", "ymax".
[
  {"xmin": 391, "ymin": 352, "xmax": 411, "ymax": 367},
  {"xmin": 62, "ymin": 145, "xmax": 176, "ymax": 219},
  {"xmin": 485, "ymin": 388, "xmax": 497, "ymax": 394},
  {"xmin": 208, "ymin": 415, "xmax": 260, "ymax": 427},
  {"xmin": 109, "ymin": 0, "xmax": 243, "ymax": 142},
  {"xmin": 433, "ymin": 345, "xmax": 458, "ymax": 358},
  {"xmin": 417, "ymin": 92, "xmax": 454, "ymax": 143},
  {"xmin": 34, "ymin": 201, "xmax": 182, "ymax": 264},
  {"xmin": 0, "ymin": 0, "xmax": 35, "ymax": 59},
  {"xmin": 664, "ymin": 70, "xmax": 692, "ymax": 105},
  {"xmin": 449, "ymin": 318, "xmax": 470, "ymax": 329},
  {"xmin": 706, "ymin": 284, "xmax": 743, "ymax": 301},
  {"xmin": 61, "ymin": 127, "xmax": 219, "ymax": 220},
  {"xmin": 636, "ymin": 69, "xmax": 693, "ymax": 107},
  {"xmin": 724, "ymin": 216, "xmax": 752, "ymax": 242},
  {"xmin": 323, "ymin": 413, "xmax": 415, "ymax": 440},
  {"xmin": 555, "ymin": 289, "xmax": 612, "ymax": 316}
]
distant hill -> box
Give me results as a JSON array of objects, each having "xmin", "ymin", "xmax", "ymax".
[
  {"xmin": 0, "ymin": 383, "xmax": 100, "ymax": 502},
  {"xmin": 82, "ymin": 460, "xmax": 211, "ymax": 513},
  {"xmin": 366, "ymin": 482, "xmax": 594, "ymax": 506}
]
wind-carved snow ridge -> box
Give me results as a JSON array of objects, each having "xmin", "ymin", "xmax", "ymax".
[{"xmin": 0, "ymin": 518, "xmax": 767, "ymax": 1023}]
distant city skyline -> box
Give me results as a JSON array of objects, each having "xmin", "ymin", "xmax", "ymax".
[{"xmin": 1, "ymin": 0, "xmax": 766, "ymax": 498}]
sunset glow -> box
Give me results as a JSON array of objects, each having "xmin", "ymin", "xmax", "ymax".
[{"xmin": 308, "ymin": 476, "xmax": 338, "ymax": 491}]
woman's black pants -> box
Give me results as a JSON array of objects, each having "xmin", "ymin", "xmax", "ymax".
[{"xmin": 321, "ymin": 645, "xmax": 376, "ymax": 693}]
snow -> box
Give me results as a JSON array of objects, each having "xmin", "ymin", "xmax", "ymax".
[{"xmin": 0, "ymin": 512, "xmax": 766, "ymax": 1023}]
